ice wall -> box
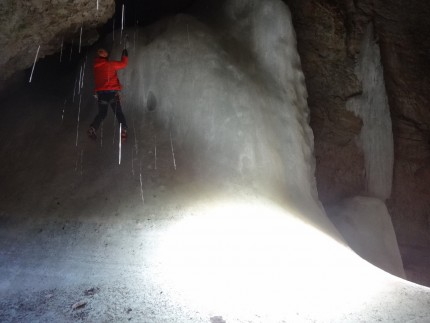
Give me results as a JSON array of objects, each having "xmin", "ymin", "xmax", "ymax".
[
  {"xmin": 115, "ymin": 0, "xmax": 325, "ymax": 222},
  {"xmin": 347, "ymin": 24, "xmax": 394, "ymax": 200}
]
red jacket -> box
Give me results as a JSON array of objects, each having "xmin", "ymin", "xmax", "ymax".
[{"xmin": 93, "ymin": 55, "xmax": 128, "ymax": 92}]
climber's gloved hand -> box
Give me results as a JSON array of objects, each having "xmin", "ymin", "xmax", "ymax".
[{"xmin": 122, "ymin": 49, "xmax": 128, "ymax": 57}]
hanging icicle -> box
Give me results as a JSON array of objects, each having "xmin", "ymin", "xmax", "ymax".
[
  {"xmin": 61, "ymin": 99, "xmax": 67, "ymax": 121},
  {"xmin": 29, "ymin": 45, "xmax": 40, "ymax": 83},
  {"xmin": 72, "ymin": 76, "xmax": 78, "ymax": 103},
  {"xmin": 81, "ymin": 58, "xmax": 86, "ymax": 89},
  {"xmin": 60, "ymin": 38, "xmax": 64, "ymax": 62},
  {"xmin": 78, "ymin": 25, "xmax": 83, "ymax": 54},
  {"xmin": 121, "ymin": 4, "xmax": 125, "ymax": 42},
  {"xmin": 121, "ymin": 4, "xmax": 125, "ymax": 30},
  {"xmin": 69, "ymin": 39, "xmax": 74, "ymax": 61}
]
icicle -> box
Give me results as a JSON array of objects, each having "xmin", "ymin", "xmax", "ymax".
[
  {"xmin": 170, "ymin": 131, "xmax": 177, "ymax": 170},
  {"xmin": 60, "ymin": 38, "xmax": 64, "ymax": 63},
  {"xmin": 96, "ymin": 0, "xmax": 99, "ymax": 11},
  {"xmin": 72, "ymin": 76, "xmax": 77, "ymax": 103},
  {"xmin": 78, "ymin": 25, "xmax": 83, "ymax": 54},
  {"xmin": 119, "ymin": 123, "xmax": 122, "ymax": 165},
  {"xmin": 29, "ymin": 45, "xmax": 40, "ymax": 83},
  {"xmin": 120, "ymin": 4, "xmax": 125, "ymax": 42},
  {"xmin": 69, "ymin": 39, "xmax": 74, "ymax": 61},
  {"xmin": 154, "ymin": 135, "xmax": 157, "ymax": 170},
  {"xmin": 61, "ymin": 99, "xmax": 67, "ymax": 121},
  {"xmin": 81, "ymin": 58, "xmax": 86, "ymax": 89},
  {"xmin": 75, "ymin": 149, "xmax": 80, "ymax": 171},
  {"xmin": 139, "ymin": 172, "xmax": 144, "ymax": 206},
  {"xmin": 78, "ymin": 65, "xmax": 83, "ymax": 94},
  {"xmin": 121, "ymin": 5, "xmax": 125, "ymax": 31},
  {"xmin": 75, "ymin": 94, "xmax": 82, "ymax": 147}
]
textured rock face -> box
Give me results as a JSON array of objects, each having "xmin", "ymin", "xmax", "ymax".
[
  {"xmin": 285, "ymin": 0, "xmax": 430, "ymax": 286},
  {"xmin": 0, "ymin": 0, "xmax": 115, "ymax": 90},
  {"xmin": 375, "ymin": 0, "xmax": 430, "ymax": 286},
  {"xmin": 284, "ymin": 0, "xmax": 365, "ymax": 205}
]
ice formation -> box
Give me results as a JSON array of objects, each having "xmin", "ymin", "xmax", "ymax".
[
  {"xmin": 110, "ymin": 0, "xmax": 326, "ymax": 225},
  {"xmin": 347, "ymin": 24, "xmax": 394, "ymax": 200}
]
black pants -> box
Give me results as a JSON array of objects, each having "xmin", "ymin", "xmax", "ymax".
[{"xmin": 90, "ymin": 91, "xmax": 128, "ymax": 131}]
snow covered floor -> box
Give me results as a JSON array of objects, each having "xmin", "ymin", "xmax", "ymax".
[{"xmin": 1, "ymin": 0, "xmax": 430, "ymax": 321}]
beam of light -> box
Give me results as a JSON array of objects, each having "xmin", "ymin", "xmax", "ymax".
[
  {"xmin": 29, "ymin": 45, "xmax": 40, "ymax": 83},
  {"xmin": 152, "ymin": 198, "xmax": 390, "ymax": 321}
]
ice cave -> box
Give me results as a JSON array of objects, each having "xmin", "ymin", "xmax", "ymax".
[{"xmin": 1, "ymin": 0, "xmax": 430, "ymax": 321}]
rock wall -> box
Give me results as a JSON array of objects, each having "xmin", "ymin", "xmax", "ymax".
[
  {"xmin": 0, "ymin": 0, "xmax": 115, "ymax": 91},
  {"xmin": 285, "ymin": 0, "xmax": 430, "ymax": 286}
]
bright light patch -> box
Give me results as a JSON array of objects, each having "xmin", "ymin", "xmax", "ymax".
[{"xmin": 153, "ymin": 198, "xmax": 388, "ymax": 321}]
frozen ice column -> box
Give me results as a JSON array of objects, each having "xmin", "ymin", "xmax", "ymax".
[{"xmin": 347, "ymin": 24, "xmax": 394, "ymax": 200}]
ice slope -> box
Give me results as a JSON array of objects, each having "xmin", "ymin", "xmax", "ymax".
[{"xmin": 118, "ymin": 0, "xmax": 329, "ymax": 230}]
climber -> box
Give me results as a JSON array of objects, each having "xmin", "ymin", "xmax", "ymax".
[{"xmin": 88, "ymin": 47, "xmax": 129, "ymax": 142}]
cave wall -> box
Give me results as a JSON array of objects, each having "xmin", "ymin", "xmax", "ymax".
[{"xmin": 285, "ymin": 0, "xmax": 430, "ymax": 285}]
